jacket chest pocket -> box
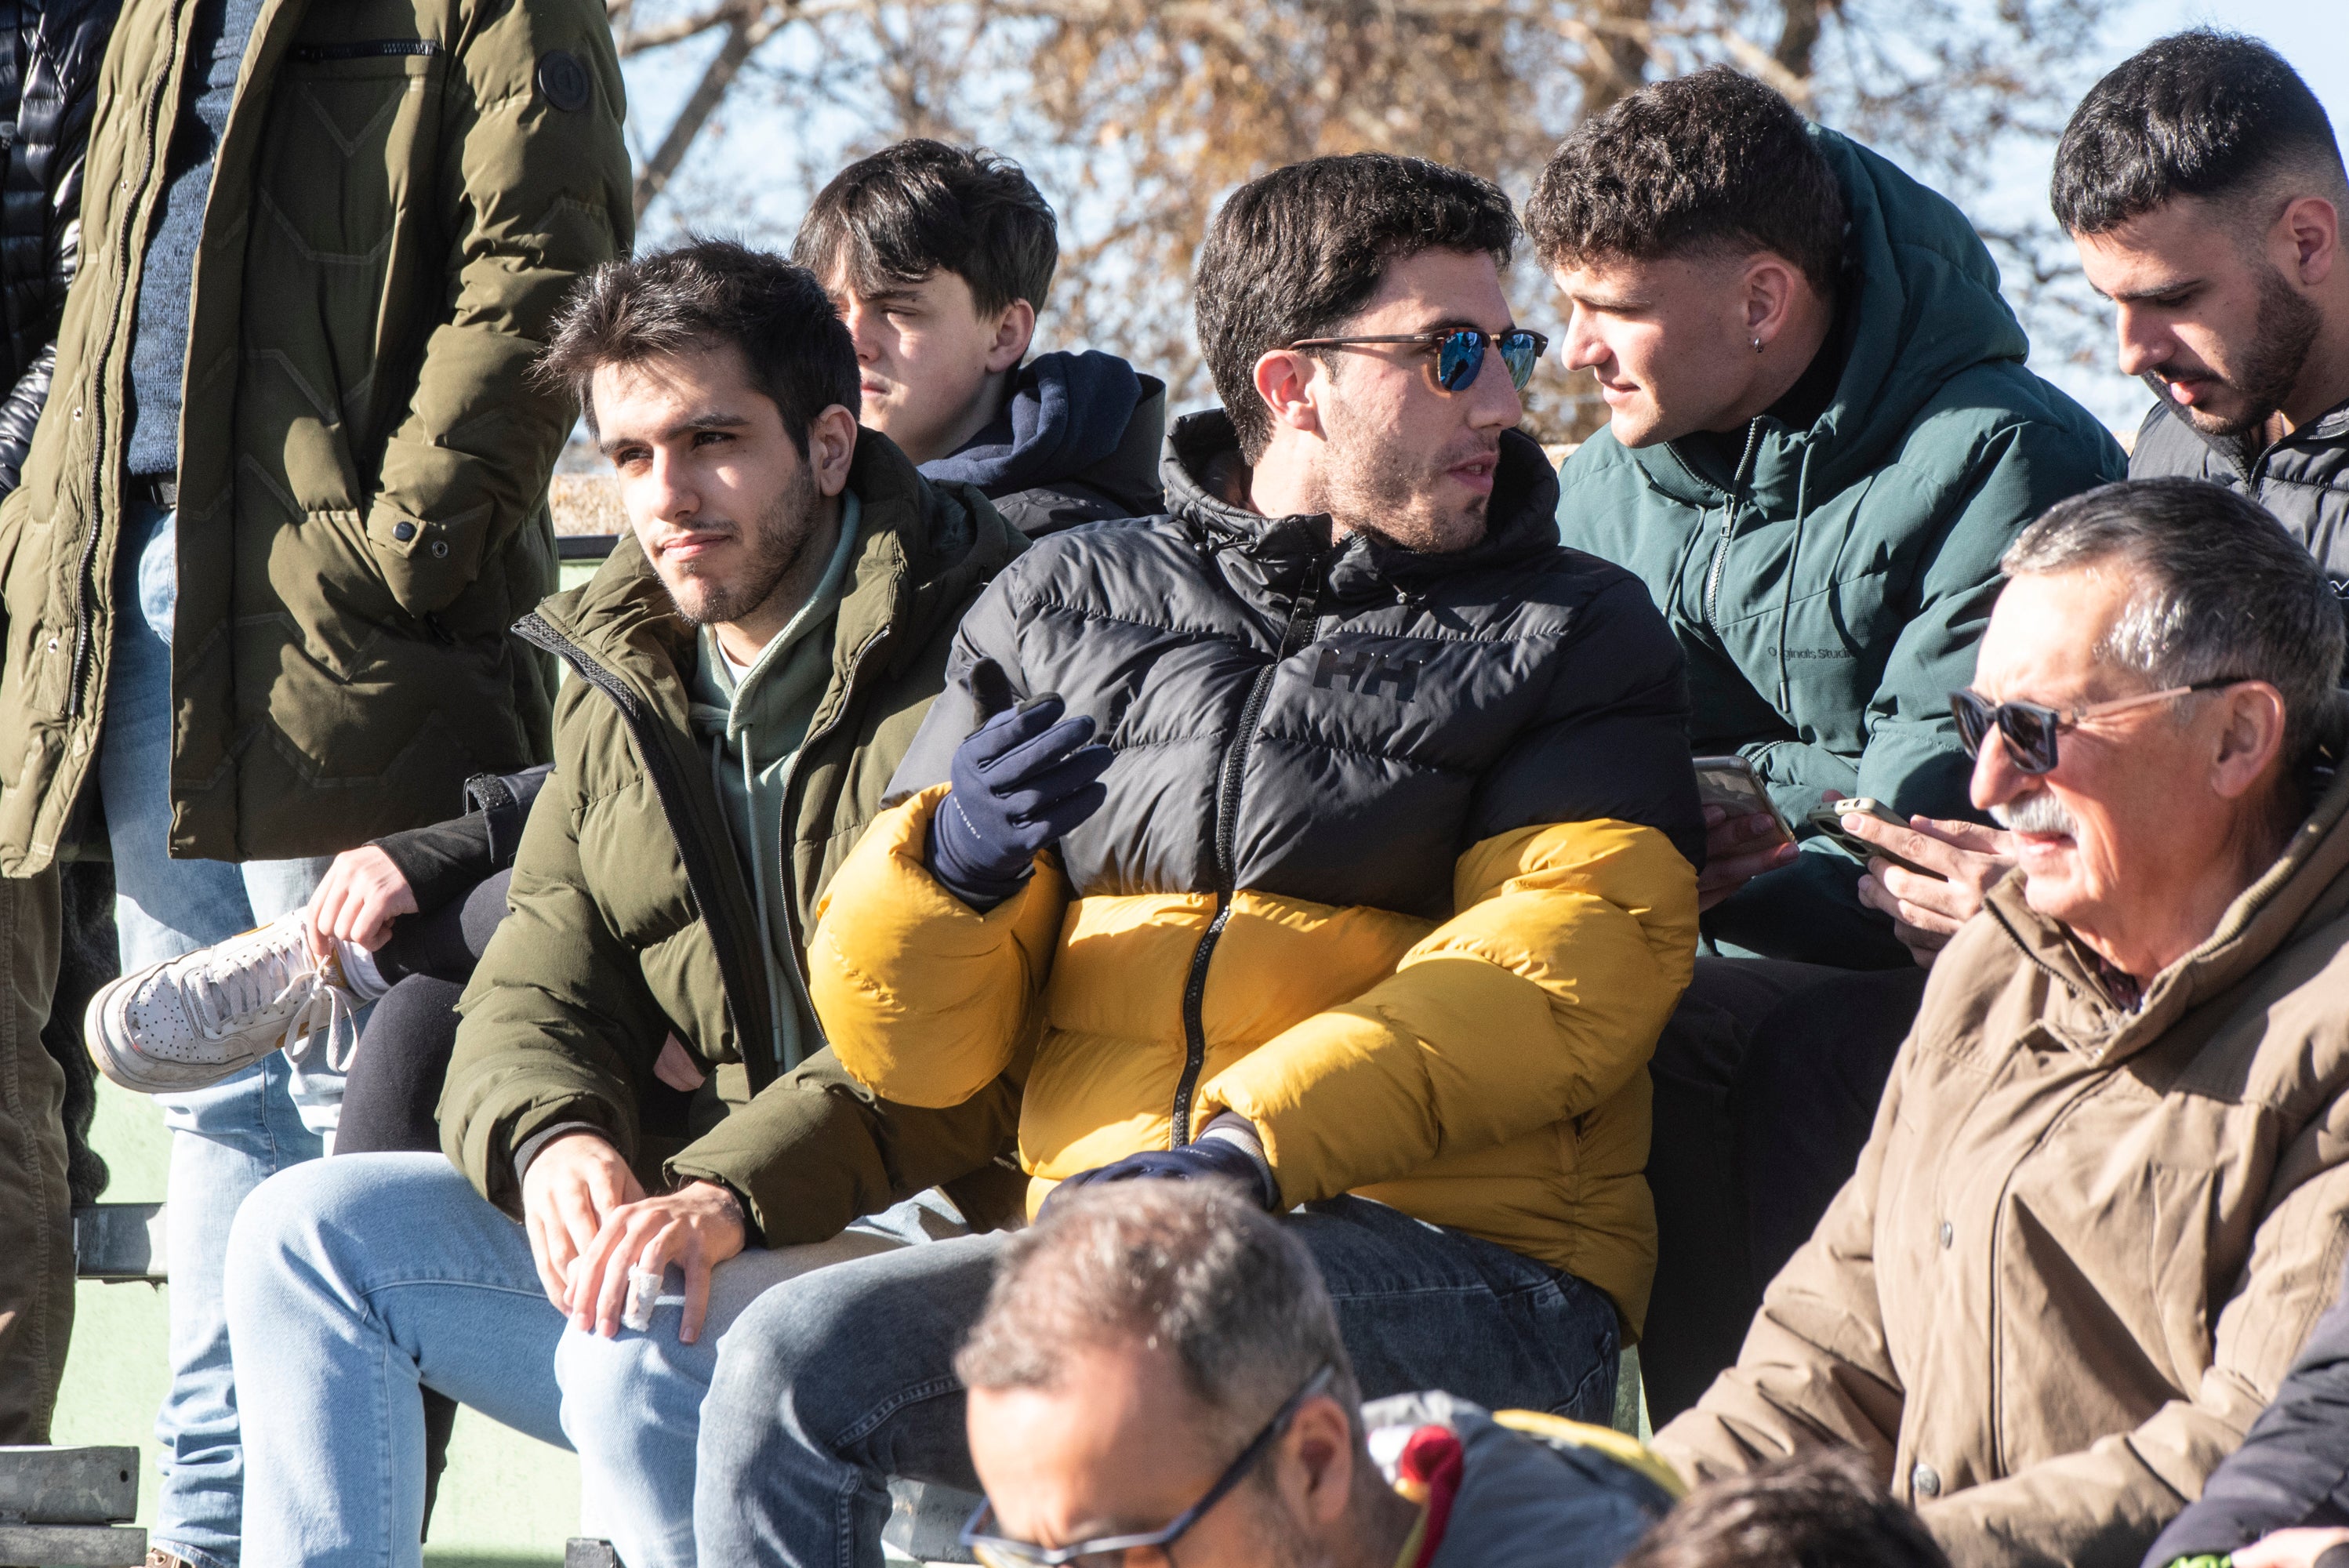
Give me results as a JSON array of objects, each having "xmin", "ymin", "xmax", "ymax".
[{"xmin": 241, "ymin": 42, "xmax": 446, "ymax": 469}]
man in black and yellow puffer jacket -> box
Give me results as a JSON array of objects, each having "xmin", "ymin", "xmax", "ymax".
[{"xmin": 689, "ymin": 152, "xmax": 1705, "ymax": 1566}]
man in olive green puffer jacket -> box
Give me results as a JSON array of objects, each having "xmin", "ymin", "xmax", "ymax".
[{"xmin": 0, "ymin": 1, "xmax": 627, "ymax": 1561}]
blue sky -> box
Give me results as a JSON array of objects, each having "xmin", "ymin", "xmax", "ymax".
[{"xmin": 2024, "ymin": 0, "xmax": 2349, "ymax": 423}]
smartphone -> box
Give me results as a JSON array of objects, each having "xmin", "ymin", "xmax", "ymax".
[
  {"xmin": 1692, "ymin": 755, "xmax": 1795, "ymax": 844},
  {"xmin": 1805, "ymin": 797, "xmax": 1946, "ymax": 880}
]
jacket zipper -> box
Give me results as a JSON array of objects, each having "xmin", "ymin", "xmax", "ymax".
[
  {"xmin": 292, "ymin": 38, "xmax": 441, "ymax": 61},
  {"xmin": 516, "ymin": 612, "xmax": 784, "ymax": 1093},
  {"xmin": 1699, "ymin": 419, "xmax": 1766, "ymax": 635},
  {"xmin": 767, "ymin": 623, "xmax": 891, "ymax": 1061},
  {"xmin": 1169, "ymin": 548, "xmax": 1323, "ymax": 1146},
  {"xmin": 67, "ymin": 2, "xmax": 183, "ymax": 719}
]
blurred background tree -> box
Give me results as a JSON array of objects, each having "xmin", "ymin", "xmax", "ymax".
[{"xmin": 609, "ymin": 0, "xmax": 2117, "ymax": 441}]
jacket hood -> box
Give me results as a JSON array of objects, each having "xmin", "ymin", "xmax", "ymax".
[
  {"xmin": 1361, "ymin": 1392, "xmax": 1675, "ymax": 1566},
  {"xmin": 921, "ymin": 350, "xmax": 1154, "ymax": 501},
  {"xmin": 1160, "ymin": 407, "xmax": 1564, "ymax": 600},
  {"xmin": 1984, "ymin": 766, "xmax": 2349, "ymax": 1063},
  {"xmin": 1634, "ymin": 125, "xmax": 2031, "ymax": 513}
]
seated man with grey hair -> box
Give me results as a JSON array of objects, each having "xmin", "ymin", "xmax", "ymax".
[
  {"xmin": 1655, "ymin": 476, "xmax": 2349, "ymax": 1568},
  {"xmin": 956, "ymin": 1180, "xmax": 1679, "ymax": 1568}
]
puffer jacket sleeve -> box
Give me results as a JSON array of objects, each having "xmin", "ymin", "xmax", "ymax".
[
  {"xmin": 1709, "ymin": 419, "xmax": 2125, "ymax": 965},
  {"xmin": 0, "ymin": 0, "xmax": 104, "ymax": 496},
  {"xmin": 1650, "ymin": 1034, "xmax": 1908, "ymax": 1480},
  {"xmin": 2141, "ymin": 1257, "xmax": 2349, "ymax": 1566},
  {"xmin": 805, "ymin": 784, "xmax": 1066, "ymax": 1109},
  {"xmin": 438, "ymin": 750, "xmax": 668, "ymax": 1215},
  {"xmin": 1193, "ymin": 572, "xmax": 1704, "ymax": 1200},
  {"xmin": 361, "ymin": 0, "xmax": 630, "ymax": 617},
  {"xmin": 1915, "ymin": 1099, "xmax": 2349, "ymax": 1568},
  {"xmin": 663, "ymin": 1047, "xmax": 1025, "ymax": 1245}
]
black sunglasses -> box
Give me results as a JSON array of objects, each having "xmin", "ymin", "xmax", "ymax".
[
  {"xmin": 1950, "ymin": 677, "xmax": 2249, "ymax": 775},
  {"xmin": 1286, "ymin": 327, "xmax": 1548, "ymax": 393},
  {"xmin": 960, "ymin": 1364, "xmax": 1338, "ymax": 1567}
]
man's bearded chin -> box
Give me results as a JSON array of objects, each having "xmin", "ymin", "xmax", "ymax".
[
  {"xmin": 1323, "ymin": 422, "xmax": 1494, "ymax": 555},
  {"xmin": 666, "ymin": 463, "xmax": 823, "ymax": 628},
  {"xmin": 2150, "ymin": 264, "xmax": 2322, "ymax": 441}
]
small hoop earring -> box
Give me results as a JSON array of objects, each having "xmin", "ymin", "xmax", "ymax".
[{"xmin": 1752, "ymin": 336, "xmax": 1764, "ymax": 354}]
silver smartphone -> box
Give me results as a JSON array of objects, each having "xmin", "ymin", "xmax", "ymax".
[{"xmin": 1805, "ymin": 797, "xmax": 1946, "ymax": 880}]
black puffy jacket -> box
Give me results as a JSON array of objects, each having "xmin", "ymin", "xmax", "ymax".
[
  {"xmin": 814, "ymin": 410, "xmax": 1707, "ymax": 1328},
  {"xmin": 0, "ymin": 0, "xmax": 116, "ymax": 495},
  {"xmin": 2132, "ymin": 397, "xmax": 2349, "ymax": 591},
  {"xmin": 2143, "ymin": 1254, "xmax": 2349, "ymax": 1566}
]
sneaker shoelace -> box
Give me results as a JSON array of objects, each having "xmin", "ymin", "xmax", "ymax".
[{"xmin": 178, "ymin": 929, "xmax": 362, "ymax": 1072}]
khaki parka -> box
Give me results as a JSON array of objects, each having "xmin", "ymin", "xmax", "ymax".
[
  {"xmin": 438, "ymin": 433, "xmax": 1030, "ymax": 1234},
  {"xmin": 0, "ymin": 0, "xmax": 630, "ymax": 873},
  {"xmin": 1655, "ymin": 772, "xmax": 2349, "ymax": 1568}
]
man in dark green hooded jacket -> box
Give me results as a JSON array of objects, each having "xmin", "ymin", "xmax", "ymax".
[{"xmin": 1529, "ymin": 67, "xmax": 2124, "ymax": 1418}]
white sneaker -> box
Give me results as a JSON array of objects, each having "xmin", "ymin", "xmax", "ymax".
[{"xmin": 84, "ymin": 913, "xmax": 361, "ymax": 1094}]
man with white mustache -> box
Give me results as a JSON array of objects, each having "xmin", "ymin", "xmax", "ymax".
[{"xmin": 1657, "ymin": 477, "xmax": 2349, "ymax": 1568}]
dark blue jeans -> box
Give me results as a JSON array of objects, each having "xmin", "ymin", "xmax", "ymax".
[{"xmin": 692, "ymin": 1193, "xmax": 1619, "ymax": 1567}]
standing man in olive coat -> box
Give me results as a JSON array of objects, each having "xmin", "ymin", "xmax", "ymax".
[
  {"xmin": 0, "ymin": 0, "xmax": 122, "ymax": 1449},
  {"xmin": 0, "ymin": 1, "xmax": 630, "ymax": 1562}
]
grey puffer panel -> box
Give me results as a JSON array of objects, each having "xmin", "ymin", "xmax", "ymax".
[
  {"xmin": 888, "ymin": 409, "xmax": 1705, "ymax": 920},
  {"xmin": 2132, "ymin": 397, "xmax": 2349, "ymax": 590}
]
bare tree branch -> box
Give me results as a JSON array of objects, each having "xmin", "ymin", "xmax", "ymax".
[
  {"xmin": 632, "ymin": 1, "xmax": 795, "ymax": 219},
  {"xmin": 1571, "ymin": 0, "xmax": 1654, "ymax": 120}
]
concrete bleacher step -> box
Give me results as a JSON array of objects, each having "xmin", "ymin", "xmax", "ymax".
[{"xmin": 0, "ymin": 1446, "xmax": 146, "ymax": 1566}]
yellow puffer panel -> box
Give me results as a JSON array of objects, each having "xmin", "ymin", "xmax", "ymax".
[{"xmin": 810, "ymin": 786, "xmax": 1698, "ymax": 1334}]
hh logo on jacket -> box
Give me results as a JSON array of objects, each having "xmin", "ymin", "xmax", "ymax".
[{"xmin": 1312, "ymin": 644, "xmax": 1423, "ymax": 702}]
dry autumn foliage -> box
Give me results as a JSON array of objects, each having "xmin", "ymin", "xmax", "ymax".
[{"xmin": 612, "ymin": 0, "xmax": 2120, "ymax": 440}]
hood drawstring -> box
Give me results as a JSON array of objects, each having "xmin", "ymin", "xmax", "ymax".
[
  {"xmin": 1776, "ymin": 441, "xmax": 1817, "ymax": 715},
  {"xmin": 700, "ymin": 711, "xmax": 792, "ymax": 1076}
]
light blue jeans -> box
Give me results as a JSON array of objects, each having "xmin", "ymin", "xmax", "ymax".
[
  {"xmin": 224, "ymin": 1152, "xmax": 957, "ymax": 1568},
  {"xmin": 100, "ymin": 499, "xmax": 339, "ymax": 1567}
]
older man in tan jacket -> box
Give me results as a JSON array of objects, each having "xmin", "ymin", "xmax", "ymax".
[{"xmin": 1655, "ymin": 476, "xmax": 2349, "ymax": 1568}]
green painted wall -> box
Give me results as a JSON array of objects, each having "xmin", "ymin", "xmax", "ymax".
[{"xmin": 50, "ymin": 1079, "xmax": 583, "ymax": 1566}]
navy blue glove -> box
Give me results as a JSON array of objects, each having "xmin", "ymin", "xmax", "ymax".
[
  {"xmin": 926, "ymin": 661, "xmax": 1113, "ymax": 911},
  {"xmin": 1047, "ymin": 1115, "xmax": 1279, "ymax": 1212}
]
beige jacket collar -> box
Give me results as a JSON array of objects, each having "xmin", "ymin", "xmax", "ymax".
[{"xmin": 1980, "ymin": 769, "xmax": 2349, "ymax": 1065}]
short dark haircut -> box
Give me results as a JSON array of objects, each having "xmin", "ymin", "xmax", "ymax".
[
  {"xmin": 539, "ymin": 239, "xmax": 859, "ymax": 452},
  {"xmin": 793, "ymin": 139, "xmax": 1058, "ymax": 318},
  {"xmin": 2053, "ymin": 30, "xmax": 2348, "ymax": 236},
  {"xmin": 1194, "ymin": 152, "xmax": 1519, "ymax": 463},
  {"xmin": 1618, "ymin": 1450, "xmax": 1949, "ymax": 1568},
  {"xmin": 956, "ymin": 1182, "xmax": 1363, "ymax": 1454},
  {"xmin": 1526, "ymin": 67, "xmax": 1846, "ymax": 296}
]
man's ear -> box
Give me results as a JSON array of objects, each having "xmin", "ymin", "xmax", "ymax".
[
  {"xmin": 809, "ymin": 404, "xmax": 859, "ymax": 499},
  {"xmin": 986, "ymin": 299, "xmax": 1037, "ymax": 376},
  {"xmin": 1741, "ymin": 252, "xmax": 1805, "ymax": 350},
  {"xmin": 1252, "ymin": 349, "xmax": 1326, "ymax": 442},
  {"xmin": 1277, "ymin": 1396, "xmax": 1358, "ymax": 1529},
  {"xmin": 2211, "ymin": 679, "xmax": 2289, "ymax": 800},
  {"xmin": 2278, "ymin": 194, "xmax": 2341, "ymax": 287}
]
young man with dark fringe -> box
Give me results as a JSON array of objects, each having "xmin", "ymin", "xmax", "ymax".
[
  {"xmin": 796, "ymin": 138, "xmax": 1166, "ymax": 535},
  {"xmin": 1528, "ymin": 67, "xmax": 2124, "ymax": 1418}
]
